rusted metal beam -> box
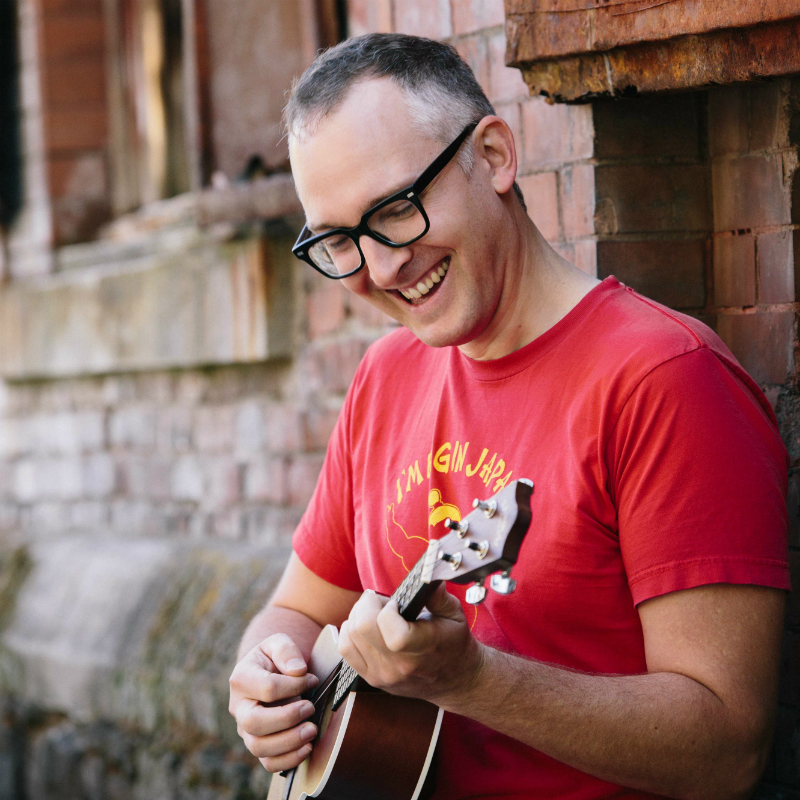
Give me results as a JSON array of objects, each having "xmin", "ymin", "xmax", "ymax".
[
  {"xmin": 505, "ymin": 0, "xmax": 800, "ymax": 63},
  {"xmin": 514, "ymin": 17, "xmax": 800, "ymax": 102}
]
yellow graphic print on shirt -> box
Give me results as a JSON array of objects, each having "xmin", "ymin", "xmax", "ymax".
[{"xmin": 384, "ymin": 437, "xmax": 516, "ymax": 631}]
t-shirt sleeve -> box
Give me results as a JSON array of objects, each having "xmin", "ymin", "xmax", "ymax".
[
  {"xmin": 292, "ymin": 381, "xmax": 363, "ymax": 593},
  {"xmin": 606, "ymin": 347, "xmax": 790, "ymax": 606}
]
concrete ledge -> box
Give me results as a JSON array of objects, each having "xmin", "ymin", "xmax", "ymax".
[
  {"xmin": 0, "ymin": 536, "xmax": 290, "ymax": 743},
  {"xmin": 0, "ymin": 232, "xmax": 294, "ymax": 380}
]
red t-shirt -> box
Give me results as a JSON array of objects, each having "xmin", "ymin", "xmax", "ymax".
[{"xmin": 293, "ymin": 277, "xmax": 789, "ymax": 800}]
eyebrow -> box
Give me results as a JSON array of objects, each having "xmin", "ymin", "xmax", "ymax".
[{"xmin": 308, "ymin": 178, "xmax": 414, "ymax": 234}]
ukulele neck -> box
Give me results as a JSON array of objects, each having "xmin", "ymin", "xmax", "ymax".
[{"xmin": 332, "ymin": 539, "xmax": 442, "ymax": 710}]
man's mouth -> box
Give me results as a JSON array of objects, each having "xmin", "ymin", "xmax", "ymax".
[{"xmin": 398, "ymin": 257, "xmax": 450, "ymax": 304}]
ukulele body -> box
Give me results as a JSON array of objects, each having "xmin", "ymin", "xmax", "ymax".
[{"xmin": 266, "ymin": 625, "xmax": 443, "ymax": 800}]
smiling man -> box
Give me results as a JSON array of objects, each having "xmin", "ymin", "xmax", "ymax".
[{"xmin": 228, "ymin": 34, "xmax": 790, "ymax": 800}]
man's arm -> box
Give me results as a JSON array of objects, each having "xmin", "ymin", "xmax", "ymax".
[
  {"xmin": 229, "ymin": 553, "xmax": 361, "ymax": 773},
  {"xmin": 340, "ymin": 582, "xmax": 785, "ymax": 800}
]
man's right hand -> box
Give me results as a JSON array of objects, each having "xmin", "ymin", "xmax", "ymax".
[{"xmin": 229, "ymin": 633, "xmax": 320, "ymax": 773}]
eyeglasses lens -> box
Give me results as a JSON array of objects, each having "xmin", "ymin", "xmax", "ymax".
[
  {"xmin": 308, "ymin": 235, "xmax": 362, "ymax": 276},
  {"xmin": 366, "ymin": 199, "xmax": 426, "ymax": 244},
  {"xmin": 306, "ymin": 199, "xmax": 426, "ymax": 277}
]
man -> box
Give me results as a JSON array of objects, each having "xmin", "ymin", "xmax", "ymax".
[{"xmin": 229, "ymin": 34, "xmax": 789, "ymax": 800}]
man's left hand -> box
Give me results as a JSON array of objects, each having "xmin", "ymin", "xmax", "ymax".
[{"xmin": 337, "ymin": 584, "xmax": 485, "ymax": 705}]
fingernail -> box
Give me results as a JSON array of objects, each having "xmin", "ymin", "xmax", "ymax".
[
  {"xmin": 286, "ymin": 658, "xmax": 305, "ymax": 671},
  {"xmin": 306, "ymin": 674, "xmax": 319, "ymax": 688},
  {"xmin": 301, "ymin": 701, "xmax": 315, "ymax": 717},
  {"xmin": 300, "ymin": 723, "xmax": 317, "ymax": 741},
  {"xmin": 298, "ymin": 744, "xmax": 312, "ymax": 759}
]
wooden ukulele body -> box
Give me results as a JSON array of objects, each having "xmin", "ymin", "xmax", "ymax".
[{"xmin": 266, "ymin": 625, "xmax": 443, "ymax": 800}]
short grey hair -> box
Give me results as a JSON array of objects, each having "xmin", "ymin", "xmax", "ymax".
[{"xmin": 284, "ymin": 33, "xmax": 526, "ymax": 209}]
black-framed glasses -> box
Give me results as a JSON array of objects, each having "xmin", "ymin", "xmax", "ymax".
[{"xmin": 292, "ymin": 121, "xmax": 479, "ymax": 279}]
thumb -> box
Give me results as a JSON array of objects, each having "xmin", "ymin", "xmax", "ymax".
[
  {"xmin": 262, "ymin": 633, "xmax": 307, "ymax": 676},
  {"xmin": 425, "ymin": 583, "xmax": 465, "ymax": 621}
]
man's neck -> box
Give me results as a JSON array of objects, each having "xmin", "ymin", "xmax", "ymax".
[{"xmin": 458, "ymin": 217, "xmax": 600, "ymax": 362}]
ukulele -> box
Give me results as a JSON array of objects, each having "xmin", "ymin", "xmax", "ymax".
[{"xmin": 266, "ymin": 478, "xmax": 534, "ymax": 800}]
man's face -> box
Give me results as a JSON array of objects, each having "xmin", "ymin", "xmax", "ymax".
[{"xmin": 290, "ymin": 79, "xmax": 509, "ymax": 350}]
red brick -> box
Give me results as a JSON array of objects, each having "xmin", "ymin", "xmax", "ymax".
[
  {"xmin": 748, "ymin": 81, "xmax": 786, "ymax": 152},
  {"xmin": 301, "ymin": 405, "xmax": 341, "ymax": 451},
  {"xmin": 203, "ymin": 457, "xmax": 242, "ymax": 508},
  {"xmin": 486, "ymin": 29, "xmax": 528, "ymax": 104},
  {"xmin": 45, "ymin": 106, "xmax": 108, "ymax": 151},
  {"xmin": 308, "ymin": 339, "xmax": 370, "ymax": 395},
  {"xmin": 194, "ymin": 405, "xmax": 236, "ymax": 453},
  {"xmin": 716, "ymin": 310, "xmax": 794, "ymax": 385},
  {"xmin": 451, "ymin": 0, "xmax": 505, "ymax": 35},
  {"xmin": 757, "ymin": 230, "xmax": 795, "ymax": 304},
  {"xmin": 594, "ymin": 93, "xmax": 701, "ymax": 160},
  {"xmin": 520, "ymin": 98, "xmax": 593, "ymax": 170},
  {"xmin": 713, "ymin": 234, "xmax": 756, "ymax": 307},
  {"xmin": 47, "ymin": 152, "xmax": 107, "ymax": 199},
  {"xmin": 40, "ymin": 0, "xmax": 102, "ymax": 12},
  {"xmin": 708, "ymin": 86, "xmax": 749, "ymax": 157},
  {"xmin": 243, "ymin": 455, "xmax": 287, "ymax": 504},
  {"xmin": 560, "ymin": 163, "xmax": 594, "ymax": 240},
  {"xmin": 306, "ymin": 278, "xmax": 346, "ymax": 339},
  {"xmin": 454, "ymin": 35, "xmax": 490, "ymax": 96},
  {"xmin": 40, "ymin": 15, "xmax": 105, "ymax": 62},
  {"xmin": 597, "ymin": 239, "xmax": 706, "ymax": 310},
  {"xmin": 495, "ymin": 101, "xmax": 522, "ymax": 158},
  {"xmin": 51, "ymin": 193, "xmax": 111, "ymax": 244},
  {"xmin": 712, "ymin": 155, "xmax": 790, "ymax": 231},
  {"xmin": 263, "ymin": 403, "xmax": 304, "ymax": 454},
  {"xmin": 595, "ymin": 164, "xmax": 711, "ymax": 235},
  {"xmin": 393, "ymin": 0, "xmax": 451, "ymax": 38},
  {"xmin": 41, "ymin": 53, "xmax": 105, "ymax": 106},
  {"xmin": 573, "ymin": 239, "xmax": 597, "ymax": 277},
  {"xmin": 347, "ymin": 0, "xmax": 393, "ymax": 35},
  {"xmin": 346, "ymin": 293, "xmax": 395, "ymax": 328},
  {"xmin": 517, "ymin": 172, "xmax": 560, "ymax": 243},
  {"xmin": 287, "ymin": 453, "xmax": 326, "ymax": 507}
]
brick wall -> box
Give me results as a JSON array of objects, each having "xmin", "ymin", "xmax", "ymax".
[{"xmin": 38, "ymin": 0, "xmax": 111, "ymax": 245}]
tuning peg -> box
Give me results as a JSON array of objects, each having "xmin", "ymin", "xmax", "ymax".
[
  {"xmin": 467, "ymin": 539, "xmax": 489, "ymax": 559},
  {"xmin": 472, "ymin": 498, "xmax": 497, "ymax": 518},
  {"xmin": 490, "ymin": 570, "xmax": 517, "ymax": 595},
  {"xmin": 437, "ymin": 551, "xmax": 462, "ymax": 570},
  {"xmin": 465, "ymin": 581, "xmax": 487, "ymax": 605},
  {"xmin": 445, "ymin": 518, "xmax": 469, "ymax": 537}
]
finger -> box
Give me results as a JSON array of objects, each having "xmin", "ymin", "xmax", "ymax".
[
  {"xmin": 338, "ymin": 619, "xmax": 369, "ymax": 676},
  {"xmin": 235, "ymin": 665, "xmax": 317, "ymax": 704},
  {"xmin": 243, "ymin": 717, "xmax": 317, "ymax": 759},
  {"xmin": 239, "ymin": 698, "xmax": 315, "ymax": 737},
  {"xmin": 350, "ymin": 589, "xmax": 387, "ymax": 646},
  {"xmin": 425, "ymin": 583, "xmax": 466, "ymax": 621},
  {"xmin": 376, "ymin": 599, "xmax": 414, "ymax": 652},
  {"xmin": 261, "ymin": 743, "xmax": 313, "ymax": 774},
  {"xmin": 261, "ymin": 633, "xmax": 309, "ymax": 676}
]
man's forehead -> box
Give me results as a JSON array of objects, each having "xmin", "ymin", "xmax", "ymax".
[{"xmin": 290, "ymin": 81, "xmax": 441, "ymax": 230}]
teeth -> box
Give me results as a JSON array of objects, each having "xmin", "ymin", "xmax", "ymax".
[{"xmin": 401, "ymin": 257, "xmax": 449, "ymax": 302}]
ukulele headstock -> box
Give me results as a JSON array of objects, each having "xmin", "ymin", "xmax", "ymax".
[{"xmin": 426, "ymin": 479, "xmax": 533, "ymax": 604}]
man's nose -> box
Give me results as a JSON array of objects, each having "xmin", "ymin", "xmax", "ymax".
[{"xmin": 358, "ymin": 236, "xmax": 413, "ymax": 289}]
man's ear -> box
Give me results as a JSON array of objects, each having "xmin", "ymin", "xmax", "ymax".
[{"xmin": 474, "ymin": 116, "xmax": 518, "ymax": 196}]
